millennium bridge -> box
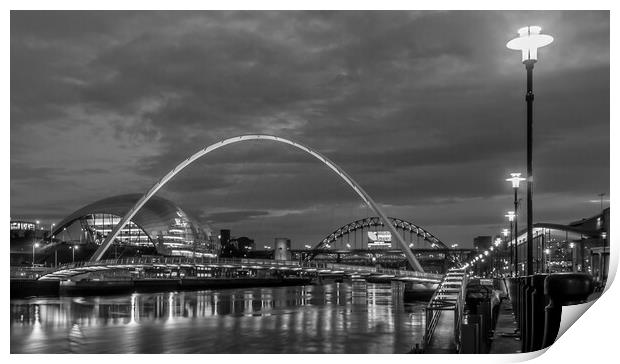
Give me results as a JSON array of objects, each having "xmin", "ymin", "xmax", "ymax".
[{"xmin": 35, "ymin": 256, "xmax": 444, "ymax": 282}]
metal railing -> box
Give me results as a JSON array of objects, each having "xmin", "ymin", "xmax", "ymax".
[{"xmin": 423, "ymin": 268, "xmax": 467, "ymax": 352}]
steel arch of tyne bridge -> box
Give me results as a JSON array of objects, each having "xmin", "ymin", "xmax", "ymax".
[{"xmin": 314, "ymin": 216, "xmax": 447, "ymax": 250}]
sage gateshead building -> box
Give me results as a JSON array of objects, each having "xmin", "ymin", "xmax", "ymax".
[{"xmin": 50, "ymin": 194, "xmax": 218, "ymax": 258}]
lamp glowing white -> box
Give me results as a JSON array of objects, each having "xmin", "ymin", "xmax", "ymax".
[
  {"xmin": 506, "ymin": 211, "xmax": 515, "ymax": 222},
  {"xmin": 506, "ymin": 26, "xmax": 554, "ymax": 63},
  {"xmin": 506, "ymin": 173, "xmax": 526, "ymax": 189}
]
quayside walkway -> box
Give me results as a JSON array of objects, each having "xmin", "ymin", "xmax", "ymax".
[{"xmin": 488, "ymin": 298, "xmax": 521, "ymax": 354}]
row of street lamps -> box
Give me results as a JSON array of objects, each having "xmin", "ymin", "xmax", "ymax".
[
  {"xmin": 464, "ymin": 25, "xmax": 554, "ymax": 276},
  {"xmin": 30, "ymin": 220, "xmax": 82, "ymax": 266}
]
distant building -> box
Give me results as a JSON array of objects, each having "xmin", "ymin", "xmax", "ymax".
[
  {"xmin": 10, "ymin": 220, "xmax": 48, "ymax": 255},
  {"xmin": 235, "ymin": 236, "xmax": 255, "ymax": 253},
  {"xmin": 221, "ymin": 234, "xmax": 255, "ymax": 258},
  {"xmin": 473, "ymin": 236, "xmax": 492, "ymax": 252},
  {"xmin": 45, "ymin": 194, "xmax": 217, "ymax": 257},
  {"xmin": 274, "ymin": 238, "xmax": 291, "ymax": 261},
  {"xmin": 219, "ymin": 229, "xmax": 231, "ymax": 247}
]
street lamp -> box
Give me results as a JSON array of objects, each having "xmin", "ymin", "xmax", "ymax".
[
  {"xmin": 501, "ymin": 229, "xmax": 509, "ymax": 274},
  {"xmin": 32, "ymin": 243, "xmax": 39, "ymax": 267},
  {"xmin": 72, "ymin": 245, "xmax": 79, "ymax": 263},
  {"xmin": 505, "ymin": 211, "xmax": 516, "ymax": 275},
  {"xmin": 49, "ymin": 223, "xmax": 55, "ymax": 243},
  {"xmin": 506, "ymin": 173, "xmax": 525, "ymax": 275},
  {"xmin": 507, "ymin": 26, "xmax": 554, "ymax": 276},
  {"xmin": 601, "ymin": 232, "xmax": 608, "ymax": 282}
]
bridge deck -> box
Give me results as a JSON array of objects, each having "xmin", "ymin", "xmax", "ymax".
[{"xmin": 36, "ymin": 257, "xmax": 444, "ymax": 282}]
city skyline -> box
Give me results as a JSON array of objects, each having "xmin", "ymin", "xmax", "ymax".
[{"xmin": 11, "ymin": 11, "xmax": 609, "ymax": 248}]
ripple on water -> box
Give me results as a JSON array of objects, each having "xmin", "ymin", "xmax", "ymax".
[{"xmin": 10, "ymin": 282, "xmax": 427, "ymax": 354}]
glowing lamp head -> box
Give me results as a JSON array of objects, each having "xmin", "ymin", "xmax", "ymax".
[
  {"xmin": 490, "ymin": 246, "xmax": 494, "ymax": 251},
  {"xmin": 502, "ymin": 229, "xmax": 509, "ymax": 237},
  {"xmin": 507, "ymin": 25, "xmax": 553, "ymax": 63},
  {"xmin": 544, "ymin": 248, "xmax": 550, "ymax": 255},
  {"xmin": 506, "ymin": 211, "xmax": 516, "ymax": 222},
  {"xmin": 484, "ymin": 251, "xmax": 489, "ymax": 256},
  {"xmin": 506, "ymin": 173, "xmax": 526, "ymax": 188},
  {"xmin": 34, "ymin": 243, "xmax": 39, "ymax": 248}
]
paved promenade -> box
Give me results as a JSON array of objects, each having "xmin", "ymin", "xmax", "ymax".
[{"xmin": 489, "ymin": 299, "xmax": 521, "ymax": 354}]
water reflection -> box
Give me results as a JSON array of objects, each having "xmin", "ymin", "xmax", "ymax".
[{"xmin": 11, "ymin": 282, "xmax": 426, "ymax": 354}]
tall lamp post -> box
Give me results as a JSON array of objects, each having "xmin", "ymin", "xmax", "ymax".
[
  {"xmin": 601, "ymin": 232, "xmax": 607, "ymax": 282},
  {"xmin": 507, "ymin": 26, "xmax": 554, "ymax": 276},
  {"xmin": 32, "ymin": 243, "xmax": 39, "ymax": 267},
  {"xmin": 72, "ymin": 245, "xmax": 79, "ymax": 263},
  {"xmin": 49, "ymin": 223, "xmax": 55, "ymax": 243},
  {"xmin": 494, "ymin": 238, "xmax": 502, "ymax": 275},
  {"xmin": 506, "ymin": 172, "xmax": 525, "ymax": 274},
  {"xmin": 505, "ymin": 211, "xmax": 517, "ymax": 275},
  {"xmin": 502, "ymin": 228, "xmax": 509, "ymax": 275}
]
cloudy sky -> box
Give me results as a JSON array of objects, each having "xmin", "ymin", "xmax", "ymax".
[{"xmin": 10, "ymin": 11, "xmax": 609, "ymax": 248}]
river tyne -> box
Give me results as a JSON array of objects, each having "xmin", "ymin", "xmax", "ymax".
[{"xmin": 11, "ymin": 281, "xmax": 427, "ymax": 354}]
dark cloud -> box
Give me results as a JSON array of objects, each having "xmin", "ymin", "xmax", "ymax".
[
  {"xmin": 203, "ymin": 210, "xmax": 270, "ymax": 223},
  {"xmin": 10, "ymin": 11, "xmax": 609, "ymax": 248}
]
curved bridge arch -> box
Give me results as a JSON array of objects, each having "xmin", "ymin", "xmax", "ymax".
[
  {"xmin": 315, "ymin": 216, "xmax": 447, "ymax": 250},
  {"xmin": 90, "ymin": 135, "xmax": 425, "ymax": 272}
]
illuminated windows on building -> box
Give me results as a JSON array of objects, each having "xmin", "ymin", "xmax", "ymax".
[
  {"xmin": 10, "ymin": 221, "xmax": 35, "ymax": 231},
  {"xmin": 84, "ymin": 214, "xmax": 151, "ymax": 246}
]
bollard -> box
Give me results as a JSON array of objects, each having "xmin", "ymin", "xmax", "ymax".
[
  {"xmin": 507, "ymin": 278, "xmax": 516, "ymax": 321},
  {"xmin": 522, "ymin": 276, "xmax": 534, "ymax": 352},
  {"xmin": 512, "ymin": 277, "xmax": 520, "ymax": 328},
  {"xmin": 518, "ymin": 277, "xmax": 525, "ymax": 347},
  {"xmin": 468, "ymin": 314, "xmax": 486, "ymax": 353},
  {"xmin": 512, "ymin": 278, "xmax": 519, "ymax": 327},
  {"xmin": 519, "ymin": 277, "xmax": 526, "ymax": 350},
  {"xmin": 542, "ymin": 273, "xmax": 594, "ymax": 348},
  {"xmin": 460, "ymin": 319, "xmax": 480, "ymax": 353},
  {"xmin": 530, "ymin": 274, "xmax": 548, "ymax": 352},
  {"xmin": 477, "ymin": 300, "xmax": 493, "ymax": 340}
]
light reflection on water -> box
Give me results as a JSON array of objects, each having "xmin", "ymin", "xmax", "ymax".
[{"xmin": 11, "ymin": 282, "xmax": 426, "ymax": 354}]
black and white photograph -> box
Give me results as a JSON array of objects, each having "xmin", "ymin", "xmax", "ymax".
[{"xmin": 8, "ymin": 7, "xmax": 613, "ymax": 356}]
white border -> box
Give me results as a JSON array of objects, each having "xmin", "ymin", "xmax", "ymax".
[{"xmin": 4, "ymin": 2, "xmax": 616, "ymax": 364}]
